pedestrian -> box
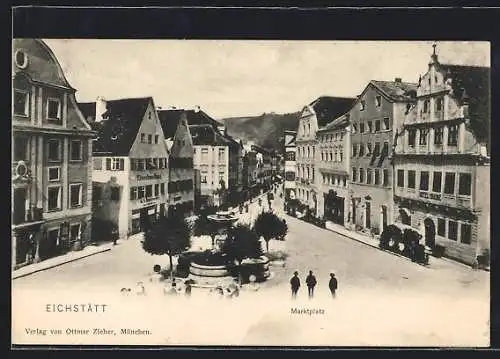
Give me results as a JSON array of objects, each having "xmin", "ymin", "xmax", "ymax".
[
  {"xmin": 290, "ymin": 271, "xmax": 300, "ymax": 299},
  {"xmin": 328, "ymin": 273, "xmax": 338, "ymax": 298},
  {"xmin": 185, "ymin": 283, "xmax": 192, "ymax": 297},
  {"xmin": 306, "ymin": 270, "xmax": 317, "ymax": 298},
  {"xmin": 136, "ymin": 281, "xmax": 146, "ymax": 296}
]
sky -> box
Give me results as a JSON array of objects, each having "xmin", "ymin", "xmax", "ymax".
[{"xmin": 44, "ymin": 40, "xmax": 490, "ymax": 119}]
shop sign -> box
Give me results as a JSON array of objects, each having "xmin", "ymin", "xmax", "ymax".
[{"xmin": 137, "ymin": 173, "xmax": 161, "ymax": 181}]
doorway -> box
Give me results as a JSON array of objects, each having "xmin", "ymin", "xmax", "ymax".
[
  {"xmin": 13, "ymin": 188, "xmax": 27, "ymax": 225},
  {"xmin": 351, "ymin": 198, "xmax": 357, "ymax": 226},
  {"xmin": 424, "ymin": 217, "xmax": 436, "ymax": 248},
  {"xmin": 365, "ymin": 202, "xmax": 371, "ymax": 229},
  {"xmin": 139, "ymin": 208, "xmax": 148, "ymax": 232},
  {"xmin": 381, "ymin": 205, "xmax": 388, "ymax": 231}
]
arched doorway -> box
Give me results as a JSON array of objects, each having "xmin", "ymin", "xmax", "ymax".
[
  {"xmin": 399, "ymin": 208, "xmax": 411, "ymax": 225},
  {"xmin": 424, "ymin": 217, "xmax": 436, "ymax": 248}
]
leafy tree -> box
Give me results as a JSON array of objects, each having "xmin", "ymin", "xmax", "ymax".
[
  {"xmin": 254, "ymin": 212, "xmax": 288, "ymax": 252},
  {"xmin": 142, "ymin": 215, "xmax": 191, "ymax": 279},
  {"xmin": 222, "ymin": 223, "xmax": 263, "ymax": 264}
]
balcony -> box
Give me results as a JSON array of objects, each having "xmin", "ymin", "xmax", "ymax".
[
  {"xmin": 395, "ymin": 187, "xmax": 472, "ymax": 210},
  {"xmin": 12, "ymin": 206, "xmax": 44, "ymax": 227}
]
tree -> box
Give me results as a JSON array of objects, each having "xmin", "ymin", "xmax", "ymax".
[
  {"xmin": 222, "ymin": 223, "xmax": 263, "ymax": 264},
  {"xmin": 254, "ymin": 212, "xmax": 288, "ymax": 252},
  {"xmin": 142, "ymin": 215, "xmax": 191, "ymax": 279}
]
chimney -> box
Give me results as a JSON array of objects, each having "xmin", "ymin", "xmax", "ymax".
[
  {"xmin": 156, "ymin": 106, "xmax": 162, "ymax": 110},
  {"xmin": 395, "ymin": 77, "xmax": 402, "ymax": 83},
  {"xmin": 217, "ymin": 124, "xmax": 226, "ymax": 135},
  {"xmin": 95, "ymin": 96, "xmax": 107, "ymax": 122},
  {"xmin": 194, "ymin": 105, "xmax": 201, "ymax": 113}
]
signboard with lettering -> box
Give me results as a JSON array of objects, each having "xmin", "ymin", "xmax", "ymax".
[{"xmin": 137, "ymin": 173, "xmax": 162, "ymax": 181}]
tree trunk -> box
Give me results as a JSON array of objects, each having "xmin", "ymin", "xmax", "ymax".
[
  {"xmin": 266, "ymin": 239, "xmax": 269, "ymax": 252},
  {"xmin": 169, "ymin": 254, "xmax": 174, "ymax": 280}
]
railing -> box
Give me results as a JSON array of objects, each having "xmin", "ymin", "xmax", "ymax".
[{"xmin": 397, "ymin": 188, "xmax": 472, "ymax": 209}]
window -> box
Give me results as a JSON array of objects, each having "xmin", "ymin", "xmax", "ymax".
[
  {"xmin": 408, "ymin": 170, "xmax": 416, "ymax": 189},
  {"xmin": 437, "ymin": 218, "xmax": 446, "ymax": 236},
  {"xmin": 146, "ymin": 185, "xmax": 153, "ymax": 198},
  {"xmin": 444, "ymin": 172, "xmax": 455, "ymax": 195},
  {"xmin": 47, "ymin": 186, "xmax": 61, "ymax": 211},
  {"xmin": 383, "ymin": 169, "xmax": 389, "ymax": 187},
  {"xmin": 360, "ymin": 100, "xmax": 366, "ymax": 111},
  {"xmin": 160, "ymin": 183, "xmax": 165, "ymax": 195},
  {"xmin": 69, "ymin": 183, "xmax": 83, "ymax": 208},
  {"xmin": 340, "ymin": 149, "xmax": 343, "ymax": 162},
  {"xmin": 70, "ymin": 140, "xmax": 82, "ymax": 161},
  {"xmin": 448, "ymin": 220, "xmax": 458, "ymax": 241},
  {"xmin": 352, "ymin": 168, "xmax": 357, "ymax": 182},
  {"xmin": 14, "ymin": 90, "xmax": 29, "ymax": 116},
  {"xmin": 359, "ymin": 123, "xmax": 365, "ymax": 133},
  {"xmin": 435, "ymin": 97, "xmax": 443, "ymax": 112},
  {"xmin": 140, "ymin": 133, "xmax": 146, "ymax": 143},
  {"xmin": 366, "ymin": 143, "xmax": 372, "ymax": 157},
  {"xmin": 106, "ymin": 158, "xmax": 125, "ymax": 171},
  {"xmin": 461, "ymin": 223, "xmax": 471, "ymax": 244},
  {"xmin": 408, "ymin": 129, "xmax": 416, "ymax": 147},
  {"xmin": 358, "ymin": 144, "xmax": 365, "ymax": 157},
  {"xmin": 137, "ymin": 159, "xmax": 145, "ymax": 171},
  {"xmin": 154, "ymin": 184, "xmax": 159, "ymax": 197},
  {"xmin": 352, "ymin": 124, "xmax": 357, "ymax": 133},
  {"xmin": 434, "ymin": 127, "xmax": 444, "ymax": 145},
  {"xmin": 154, "ymin": 135, "xmax": 159, "ymax": 144},
  {"xmin": 367, "ymin": 121, "xmax": 373, "ymax": 133},
  {"xmin": 448, "ymin": 124, "xmax": 458, "ymax": 146},
  {"xmin": 397, "ymin": 170, "xmax": 404, "ymax": 187},
  {"xmin": 419, "ymin": 129, "xmax": 428, "ymax": 145},
  {"xmin": 420, "ymin": 171, "xmax": 429, "ymax": 191},
  {"xmin": 48, "ymin": 167, "xmax": 60, "ymax": 182},
  {"xmin": 432, "ymin": 172, "xmax": 442, "ymax": 193},
  {"xmin": 285, "ymin": 152, "xmax": 295, "ymax": 161},
  {"xmin": 373, "ymin": 142, "xmax": 381, "ymax": 157},
  {"xmin": 374, "ymin": 169, "xmax": 380, "ymax": 185},
  {"xmin": 383, "ymin": 117, "xmax": 390, "ymax": 131},
  {"xmin": 138, "ymin": 186, "xmax": 145, "ymax": 199},
  {"xmin": 423, "ymin": 99, "xmax": 429, "ymax": 113},
  {"xmin": 130, "ymin": 187, "xmax": 138, "ymax": 200},
  {"xmin": 14, "ymin": 136, "xmax": 29, "ymax": 161},
  {"xmin": 147, "ymin": 134, "xmax": 152, "ymax": 144},
  {"xmin": 352, "ymin": 144, "xmax": 357, "ymax": 157},
  {"xmin": 110, "ymin": 187, "xmax": 120, "ymax": 201},
  {"xmin": 47, "ymin": 98, "xmax": 61, "ymax": 120},
  {"xmin": 47, "ymin": 139, "xmax": 61, "ymax": 162},
  {"xmin": 375, "ymin": 95, "xmax": 382, "ymax": 107},
  {"xmin": 359, "ymin": 168, "xmax": 365, "ymax": 183},
  {"xmin": 218, "ymin": 148, "xmax": 225, "ymax": 161},
  {"xmin": 375, "ymin": 120, "xmax": 381, "ymax": 132},
  {"xmin": 458, "ymin": 173, "xmax": 472, "ymax": 196},
  {"xmin": 219, "ymin": 171, "xmax": 225, "ymax": 183},
  {"xmin": 15, "ymin": 49, "xmax": 28, "ymax": 68},
  {"xmin": 367, "ymin": 168, "xmax": 372, "ymax": 184}
]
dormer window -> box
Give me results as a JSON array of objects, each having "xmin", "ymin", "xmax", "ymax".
[
  {"xmin": 47, "ymin": 98, "xmax": 61, "ymax": 120},
  {"xmin": 14, "ymin": 49, "xmax": 28, "ymax": 69},
  {"xmin": 436, "ymin": 97, "xmax": 443, "ymax": 111},
  {"xmin": 360, "ymin": 100, "xmax": 366, "ymax": 111},
  {"xmin": 375, "ymin": 96, "xmax": 382, "ymax": 107}
]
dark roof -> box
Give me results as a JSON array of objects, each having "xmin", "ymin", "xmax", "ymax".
[
  {"xmin": 319, "ymin": 113, "xmax": 350, "ymax": 132},
  {"xmin": 440, "ymin": 63, "xmax": 490, "ymax": 149},
  {"xmin": 78, "ymin": 102, "xmax": 96, "ymax": 121},
  {"xmin": 370, "ymin": 80, "xmax": 418, "ymax": 102},
  {"xmin": 189, "ymin": 124, "xmax": 231, "ymax": 146},
  {"xmin": 88, "ymin": 97, "xmax": 152, "ymax": 155},
  {"xmin": 158, "ymin": 109, "xmax": 222, "ymax": 139},
  {"xmin": 309, "ymin": 96, "xmax": 356, "ymax": 127},
  {"xmin": 13, "ymin": 39, "xmax": 75, "ymax": 90}
]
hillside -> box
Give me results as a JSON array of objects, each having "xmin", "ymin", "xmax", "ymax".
[{"xmin": 222, "ymin": 112, "xmax": 300, "ymax": 151}]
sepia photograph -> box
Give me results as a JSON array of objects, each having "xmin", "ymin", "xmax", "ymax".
[{"xmin": 11, "ymin": 36, "xmax": 490, "ymax": 347}]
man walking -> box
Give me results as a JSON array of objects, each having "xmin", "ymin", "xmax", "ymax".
[
  {"xmin": 329, "ymin": 273, "xmax": 338, "ymax": 298},
  {"xmin": 306, "ymin": 270, "xmax": 317, "ymax": 298},
  {"xmin": 290, "ymin": 271, "xmax": 300, "ymax": 299}
]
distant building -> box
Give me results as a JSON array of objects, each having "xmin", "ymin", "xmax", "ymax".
[
  {"xmin": 12, "ymin": 39, "xmax": 96, "ymax": 268},
  {"xmin": 393, "ymin": 46, "xmax": 490, "ymax": 265},
  {"xmin": 157, "ymin": 110, "xmax": 195, "ymax": 218},
  {"xmin": 316, "ymin": 113, "xmax": 351, "ymax": 226},
  {"xmin": 349, "ymin": 79, "xmax": 417, "ymax": 235},
  {"xmin": 283, "ymin": 130, "xmax": 297, "ymax": 200},
  {"xmin": 295, "ymin": 96, "xmax": 356, "ymax": 214},
  {"xmin": 81, "ymin": 96, "xmax": 170, "ymax": 238}
]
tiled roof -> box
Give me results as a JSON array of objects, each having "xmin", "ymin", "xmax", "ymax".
[
  {"xmin": 158, "ymin": 109, "xmax": 223, "ymax": 139},
  {"xmin": 85, "ymin": 97, "xmax": 152, "ymax": 156},
  {"xmin": 190, "ymin": 124, "xmax": 231, "ymax": 146},
  {"xmin": 371, "ymin": 80, "xmax": 418, "ymax": 101},
  {"xmin": 309, "ymin": 96, "xmax": 356, "ymax": 127},
  {"xmin": 78, "ymin": 102, "xmax": 96, "ymax": 122},
  {"xmin": 319, "ymin": 113, "xmax": 350, "ymax": 132},
  {"xmin": 13, "ymin": 39, "xmax": 75, "ymax": 90},
  {"xmin": 439, "ymin": 64, "xmax": 490, "ymax": 148}
]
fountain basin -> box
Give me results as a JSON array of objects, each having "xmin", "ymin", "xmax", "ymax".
[{"xmin": 189, "ymin": 261, "xmax": 231, "ymax": 277}]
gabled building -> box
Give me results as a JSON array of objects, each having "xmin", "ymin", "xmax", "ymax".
[
  {"xmin": 316, "ymin": 113, "xmax": 351, "ymax": 226},
  {"xmin": 157, "ymin": 109, "xmax": 195, "ymax": 218},
  {"xmin": 393, "ymin": 45, "xmax": 490, "ymax": 265},
  {"xmin": 349, "ymin": 79, "xmax": 417, "ymax": 235},
  {"xmin": 80, "ymin": 96, "xmax": 170, "ymax": 238},
  {"xmin": 295, "ymin": 96, "xmax": 356, "ymax": 214},
  {"xmin": 283, "ymin": 130, "xmax": 297, "ymax": 200},
  {"xmin": 12, "ymin": 39, "xmax": 96, "ymax": 269}
]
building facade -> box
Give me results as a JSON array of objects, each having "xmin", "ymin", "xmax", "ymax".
[
  {"xmin": 295, "ymin": 96, "xmax": 355, "ymax": 214},
  {"xmin": 81, "ymin": 97, "xmax": 170, "ymax": 238},
  {"xmin": 349, "ymin": 80, "xmax": 417, "ymax": 235},
  {"xmin": 12, "ymin": 39, "xmax": 96, "ymax": 268},
  {"xmin": 316, "ymin": 113, "xmax": 351, "ymax": 226},
  {"xmin": 283, "ymin": 130, "xmax": 297, "ymax": 200},
  {"xmin": 393, "ymin": 47, "xmax": 490, "ymax": 265}
]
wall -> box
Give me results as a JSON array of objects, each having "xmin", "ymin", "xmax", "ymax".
[{"xmin": 193, "ymin": 145, "xmax": 229, "ymax": 197}]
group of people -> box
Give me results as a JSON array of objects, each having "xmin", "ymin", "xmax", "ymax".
[{"xmin": 290, "ymin": 270, "xmax": 338, "ymax": 299}]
